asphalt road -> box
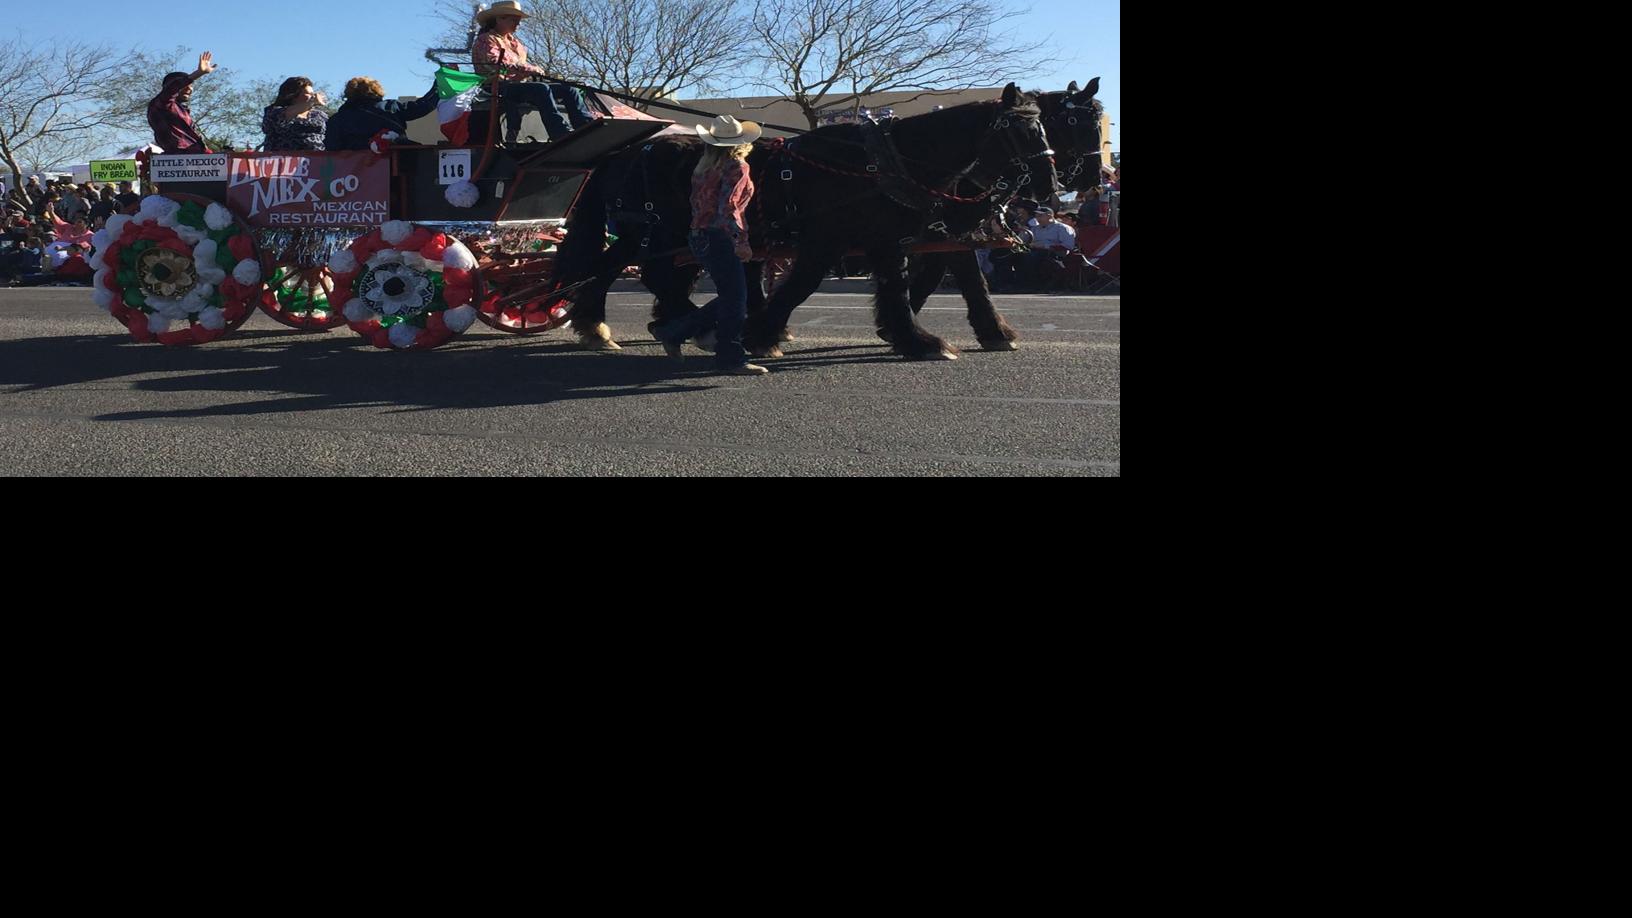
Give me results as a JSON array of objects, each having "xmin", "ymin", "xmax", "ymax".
[{"xmin": 0, "ymin": 284, "xmax": 1120, "ymax": 476}]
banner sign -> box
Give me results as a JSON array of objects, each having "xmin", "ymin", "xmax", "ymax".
[
  {"xmin": 90, "ymin": 160, "xmax": 140, "ymax": 183},
  {"xmin": 152, "ymin": 154, "xmax": 230, "ymax": 183},
  {"xmin": 225, "ymin": 152, "xmax": 391, "ymax": 228}
]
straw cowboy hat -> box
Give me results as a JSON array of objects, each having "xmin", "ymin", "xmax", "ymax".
[
  {"xmin": 477, "ymin": 2, "xmax": 532, "ymax": 26},
  {"xmin": 696, "ymin": 115, "xmax": 763, "ymax": 147}
]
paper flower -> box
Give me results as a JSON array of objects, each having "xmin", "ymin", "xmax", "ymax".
[
  {"xmin": 382, "ymin": 221, "xmax": 413, "ymax": 245},
  {"xmin": 205, "ymin": 202, "xmax": 235, "ymax": 231},
  {"xmin": 446, "ymin": 181, "xmax": 480, "ymax": 209},
  {"xmin": 363, "ymin": 265, "xmax": 432, "ymax": 317},
  {"xmin": 444, "ymin": 305, "xmax": 478, "ymax": 333},
  {"xmin": 388, "ymin": 322, "xmax": 422, "ymax": 349},
  {"xmin": 443, "ymin": 240, "xmax": 477, "ymax": 272}
]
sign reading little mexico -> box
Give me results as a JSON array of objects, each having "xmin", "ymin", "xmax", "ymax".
[
  {"xmin": 90, "ymin": 160, "xmax": 139, "ymax": 183},
  {"xmin": 225, "ymin": 152, "xmax": 390, "ymax": 227},
  {"xmin": 151, "ymin": 154, "xmax": 230, "ymax": 182}
]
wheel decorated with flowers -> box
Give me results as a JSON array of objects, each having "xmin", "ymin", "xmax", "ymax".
[
  {"xmin": 260, "ymin": 265, "xmax": 349, "ymax": 331},
  {"xmin": 328, "ymin": 221, "xmax": 484, "ymax": 350},
  {"xmin": 474, "ymin": 260, "xmax": 573, "ymax": 336},
  {"xmin": 91, "ymin": 194, "xmax": 269, "ymax": 346}
]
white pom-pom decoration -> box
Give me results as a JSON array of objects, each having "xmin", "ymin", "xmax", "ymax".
[
  {"xmin": 400, "ymin": 252, "xmax": 428, "ymax": 272},
  {"xmin": 388, "ymin": 323, "xmax": 421, "ymax": 349},
  {"xmin": 105, "ymin": 215, "xmax": 132, "ymax": 238},
  {"xmin": 175, "ymin": 224, "xmax": 207, "ymax": 246},
  {"xmin": 193, "ymin": 283, "xmax": 215, "ymax": 301},
  {"xmin": 343, "ymin": 299, "xmax": 374, "ymax": 323},
  {"xmin": 197, "ymin": 264, "xmax": 227, "ymax": 286},
  {"xmin": 366, "ymin": 250, "xmax": 403, "ymax": 268},
  {"xmin": 443, "ymin": 305, "xmax": 478, "ymax": 334},
  {"xmin": 205, "ymin": 202, "xmax": 234, "ymax": 231},
  {"xmin": 446, "ymin": 181, "xmax": 480, "ymax": 209},
  {"xmin": 382, "ymin": 221, "xmax": 413, "ymax": 245},
  {"xmin": 150, "ymin": 297, "xmax": 190, "ymax": 321},
  {"xmin": 233, "ymin": 259, "xmax": 262, "ymax": 286},
  {"xmin": 199, "ymin": 307, "xmax": 226, "ymax": 331},
  {"xmin": 330, "ymin": 249, "xmax": 358, "ymax": 275},
  {"xmin": 89, "ymin": 250, "xmax": 107, "ymax": 272},
  {"xmin": 181, "ymin": 291, "xmax": 208, "ymax": 315},
  {"xmin": 443, "ymin": 240, "xmax": 477, "ymax": 272},
  {"xmin": 93, "ymin": 284, "xmax": 114, "ymax": 311},
  {"xmin": 147, "ymin": 314, "xmax": 171, "ymax": 335},
  {"xmin": 193, "ymin": 239, "xmax": 218, "ymax": 265},
  {"xmin": 92, "ymin": 230, "xmax": 111, "ymax": 251},
  {"xmin": 137, "ymin": 196, "xmax": 178, "ymax": 225}
]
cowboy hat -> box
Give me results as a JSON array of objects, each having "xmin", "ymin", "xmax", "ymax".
[
  {"xmin": 696, "ymin": 115, "xmax": 762, "ymax": 147},
  {"xmin": 477, "ymin": 2, "xmax": 531, "ymax": 26}
]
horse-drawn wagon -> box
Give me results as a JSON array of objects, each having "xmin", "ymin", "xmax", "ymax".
[
  {"xmin": 95, "ymin": 68, "xmax": 670, "ymax": 350},
  {"xmin": 93, "ymin": 59, "xmax": 1108, "ymax": 360}
]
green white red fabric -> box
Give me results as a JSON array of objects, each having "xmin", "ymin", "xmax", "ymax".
[{"xmin": 436, "ymin": 67, "xmax": 486, "ymax": 147}]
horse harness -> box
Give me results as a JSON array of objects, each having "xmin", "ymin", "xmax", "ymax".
[
  {"xmin": 610, "ymin": 143, "xmax": 666, "ymax": 255},
  {"xmin": 765, "ymin": 110, "xmax": 1053, "ymax": 247}
]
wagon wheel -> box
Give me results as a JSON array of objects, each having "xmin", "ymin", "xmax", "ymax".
[
  {"xmin": 96, "ymin": 192, "xmax": 265, "ymax": 347},
  {"xmin": 260, "ymin": 264, "xmax": 349, "ymax": 331},
  {"xmin": 474, "ymin": 253, "xmax": 573, "ymax": 335}
]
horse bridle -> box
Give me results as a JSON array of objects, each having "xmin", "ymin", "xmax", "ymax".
[
  {"xmin": 1046, "ymin": 100, "xmax": 1104, "ymax": 193},
  {"xmin": 964, "ymin": 108, "xmax": 1057, "ymax": 203}
]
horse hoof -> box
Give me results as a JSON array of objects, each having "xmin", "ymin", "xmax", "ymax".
[
  {"xmin": 903, "ymin": 348, "xmax": 959, "ymax": 362},
  {"xmin": 749, "ymin": 345, "xmax": 784, "ymax": 359},
  {"xmin": 877, "ymin": 329, "xmax": 895, "ymax": 344},
  {"xmin": 579, "ymin": 324, "xmax": 622, "ymax": 351},
  {"xmin": 980, "ymin": 339, "xmax": 1020, "ymax": 352},
  {"xmin": 779, "ymin": 329, "xmax": 796, "ymax": 343}
]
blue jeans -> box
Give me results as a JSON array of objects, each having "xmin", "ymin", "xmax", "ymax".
[
  {"xmin": 499, "ymin": 82, "xmax": 593, "ymax": 140},
  {"xmin": 656, "ymin": 229, "xmax": 749, "ymax": 369}
]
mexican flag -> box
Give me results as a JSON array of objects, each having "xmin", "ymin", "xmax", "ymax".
[{"xmin": 435, "ymin": 67, "xmax": 486, "ymax": 146}]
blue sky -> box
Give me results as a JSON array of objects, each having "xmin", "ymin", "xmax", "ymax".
[{"xmin": 10, "ymin": 0, "xmax": 1119, "ymax": 156}]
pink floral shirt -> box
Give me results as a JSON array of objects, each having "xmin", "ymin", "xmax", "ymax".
[
  {"xmin": 690, "ymin": 159, "xmax": 755, "ymax": 238},
  {"xmin": 473, "ymin": 32, "xmax": 546, "ymax": 81}
]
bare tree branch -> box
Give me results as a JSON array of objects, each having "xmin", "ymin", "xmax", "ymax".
[
  {"xmin": 748, "ymin": 0, "xmax": 1041, "ymax": 129},
  {"xmin": 428, "ymin": 0, "xmax": 747, "ymax": 111}
]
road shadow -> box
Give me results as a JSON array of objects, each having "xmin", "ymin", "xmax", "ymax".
[
  {"xmin": 1, "ymin": 323, "xmax": 944, "ymax": 423},
  {"xmin": 0, "ymin": 331, "xmax": 723, "ymax": 422}
]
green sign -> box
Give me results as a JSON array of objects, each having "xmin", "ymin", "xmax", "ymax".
[{"xmin": 90, "ymin": 160, "xmax": 139, "ymax": 183}]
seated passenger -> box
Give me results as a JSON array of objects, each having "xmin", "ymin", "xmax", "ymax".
[
  {"xmin": 473, "ymin": 1, "xmax": 594, "ymax": 144},
  {"xmin": 263, "ymin": 77, "xmax": 330, "ymax": 152},
  {"xmin": 324, "ymin": 77, "xmax": 440, "ymax": 152}
]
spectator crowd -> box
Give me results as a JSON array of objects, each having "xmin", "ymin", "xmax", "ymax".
[
  {"xmin": 2, "ymin": 176, "xmax": 142, "ymax": 287},
  {"xmin": 982, "ymin": 162, "xmax": 1119, "ymax": 293}
]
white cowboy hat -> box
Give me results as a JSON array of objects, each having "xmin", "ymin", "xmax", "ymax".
[
  {"xmin": 477, "ymin": 2, "xmax": 532, "ymax": 26},
  {"xmin": 696, "ymin": 115, "xmax": 762, "ymax": 147}
]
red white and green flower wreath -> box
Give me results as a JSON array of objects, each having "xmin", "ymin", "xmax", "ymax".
[
  {"xmin": 329, "ymin": 221, "xmax": 481, "ymax": 350},
  {"xmin": 91, "ymin": 195, "xmax": 269, "ymax": 346}
]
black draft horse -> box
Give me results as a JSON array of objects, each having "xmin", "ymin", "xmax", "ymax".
[
  {"xmin": 550, "ymin": 84, "xmax": 1057, "ymax": 360},
  {"xmin": 899, "ymin": 79, "xmax": 1105, "ymax": 334}
]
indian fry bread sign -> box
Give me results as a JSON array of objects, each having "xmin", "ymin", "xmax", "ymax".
[
  {"xmin": 225, "ymin": 152, "xmax": 390, "ymax": 227},
  {"xmin": 90, "ymin": 160, "xmax": 140, "ymax": 183}
]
